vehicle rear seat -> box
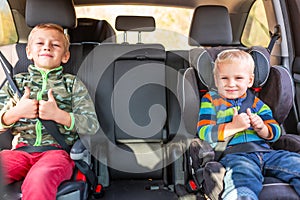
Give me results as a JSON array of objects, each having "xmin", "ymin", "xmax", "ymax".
[
  {"xmin": 0, "ymin": 3, "xmax": 189, "ymax": 199},
  {"xmin": 73, "ymin": 15, "xmax": 186, "ymax": 199}
]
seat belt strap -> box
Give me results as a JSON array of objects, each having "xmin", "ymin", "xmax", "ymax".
[
  {"xmin": 267, "ymin": 24, "xmax": 281, "ymax": 53},
  {"xmin": 0, "ymin": 51, "xmax": 22, "ymax": 97},
  {"xmin": 41, "ymin": 119, "xmax": 71, "ymax": 152}
]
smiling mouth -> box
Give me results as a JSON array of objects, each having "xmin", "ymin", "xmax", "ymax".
[
  {"xmin": 226, "ymin": 90, "xmax": 237, "ymax": 93},
  {"xmin": 39, "ymin": 54, "xmax": 53, "ymax": 57}
]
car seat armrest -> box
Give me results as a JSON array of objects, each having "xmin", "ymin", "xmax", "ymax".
[
  {"xmin": 271, "ymin": 134, "xmax": 300, "ymax": 153},
  {"xmin": 70, "ymin": 139, "xmax": 88, "ymax": 161}
]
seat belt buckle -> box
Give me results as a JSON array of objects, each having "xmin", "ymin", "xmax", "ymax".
[
  {"xmin": 93, "ymin": 184, "xmax": 104, "ymax": 198},
  {"xmin": 75, "ymin": 170, "xmax": 86, "ymax": 182},
  {"xmin": 186, "ymin": 180, "xmax": 199, "ymax": 193}
]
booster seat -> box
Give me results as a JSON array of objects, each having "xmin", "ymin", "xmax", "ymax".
[
  {"xmin": 178, "ymin": 5, "xmax": 299, "ymax": 200},
  {"xmin": 186, "ymin": 45, "xmax": 297, "ymax": 200}
]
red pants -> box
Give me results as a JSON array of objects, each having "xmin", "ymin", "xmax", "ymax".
[{"xmin": 0, "ymin": 149, "xmax": 75, "ymax": 200}]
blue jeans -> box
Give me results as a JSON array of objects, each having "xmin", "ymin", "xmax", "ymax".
[{"xmin": 219, "ymin": 150, "xmax": 300, "ymax": 200}]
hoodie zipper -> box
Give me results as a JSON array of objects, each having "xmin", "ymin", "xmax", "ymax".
[{"xmin": 33, "ymin": 66, "xmax": 62, "ymax": 146}]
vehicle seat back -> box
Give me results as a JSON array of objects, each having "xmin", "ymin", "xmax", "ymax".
[
  {"xmin": 78, "ymin": 15, "xmax": 168, "ymax": 180},
  {"xmin": 68, "ymin": 18, "xmax": 116, "ymax": 43},
  {"xmin": 74, "ymin": 16, "xmax": 180, "ymax": 199}
]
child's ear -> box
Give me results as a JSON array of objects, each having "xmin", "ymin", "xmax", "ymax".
[
  {"xmin": 248, "ymin": 73, "xmax": 255, "ymax": 88},
  {"xmin": 61, "ymin": 51, "xmax": 70, "ymax": 64},
  {"xmin": 26, "ymin": 46, "xmax": 33, "ymax": 60},
  {"xmin": 214, "ymin": 74, "xmax": 219, "ymax": 88}
]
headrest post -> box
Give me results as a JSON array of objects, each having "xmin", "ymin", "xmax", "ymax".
[
  {"xmin": 138, "ymin": 31, "xmax": 142, "ymax": 43},
  {"xmin": 123, "ymin": 31, "xmax": 127, "ymax": 43}
]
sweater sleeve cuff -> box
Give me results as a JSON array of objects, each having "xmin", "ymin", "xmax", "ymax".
[
  {"xmin": 264, "ymin": 123, "xmax": 274, "ymax": 140},
  {"xmin": 64, "ymin": 113, "xmax": 75, "ymax": 131},
  {"xmin": 217, "ymin": 124, "xmax": 226, "ymax": 141},
  {"xmin": 0, "ymin": 112, "xmax": 15, "ymax": 129}
]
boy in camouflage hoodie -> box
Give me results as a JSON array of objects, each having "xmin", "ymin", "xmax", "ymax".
[{"xmin": 0, "ymin": 23, "xmax": 99, "ymax": 200}]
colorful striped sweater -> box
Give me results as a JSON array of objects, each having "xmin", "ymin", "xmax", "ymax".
[{"xmin": 197, "ymin": 91, "xmax": 281, "ymax": 148}]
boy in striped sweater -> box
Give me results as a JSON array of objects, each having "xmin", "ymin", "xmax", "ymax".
[{"xmin": 197, "ymin": 49, "xmax": 300, "ymax": 200}]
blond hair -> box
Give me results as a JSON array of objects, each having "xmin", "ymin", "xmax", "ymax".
[
  {"xmin": 27, "ymin": 23, "xmax": 70, "ymax": 52},
  {"xmin": 214, "ymin": 49, "xmax": 255, "ymax": 75}
]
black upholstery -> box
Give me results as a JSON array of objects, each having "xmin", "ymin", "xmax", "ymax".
[
  {"xmin": 77, "ymin": 43, "xmax": 168, "ymax": 177},
  {"xmin": 69, "ymin": 18, "xmax": 116, "ymax": 43},
  {"xmin": 116, "ymin": 15, "xmax": 156, "ymax": 44},
  {"xmin": 115, "ymin": 16, "xmax": 155, "ymax": 32},
  {"xmin": 188, "ymin": 5, "xmax": 232, "ymax": 47},
  {"xmin": 69, "ymin": 15, "xmax": 187, "ymax": 198},
  {"xmin": 25, "ymin": 0, "xmax": 77, "ymax": 29}
]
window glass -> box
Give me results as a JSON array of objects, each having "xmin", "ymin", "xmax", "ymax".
[
  {"xmin": 75, "ymin": 5, "xmax": 193, "ymax": 50},
  {"xmin": 0, "ymin": 0, "xmax": 18, "ymax": 46},
  {"xmin": 241, "ymin": 0, "xmax": 270, "ymax": 47}
]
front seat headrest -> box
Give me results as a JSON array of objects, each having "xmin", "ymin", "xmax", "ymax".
[{"xmin": 189, "ymin": 5, "xmax": 233, "ymax": 46}]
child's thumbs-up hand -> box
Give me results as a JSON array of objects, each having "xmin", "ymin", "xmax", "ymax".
[
  {"xmin": 16, "ymin": 86, "xmax": 38, "ymax": 119},
  {"xmin": 247, "ymin": 108, "xmax": 265, "ymax": 132},
  {"xmin": 231, "ymin": 107, "xmax": 251, "ymax": 131},
  {"xmin": 39, "ymin": 89, "xmax": 58, "ymax": 120}
]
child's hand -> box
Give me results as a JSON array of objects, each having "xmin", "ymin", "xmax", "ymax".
[
  {"xmin": 224, "ymin": 107, "xmax": 251, "ymax": 138},
  {"xmin": 38, "ymin": 89, "xmax": 59, "ymax": 120},
  {"xmin": 38, "ymin": 89, "xmax": 71, "ymax": 127},
  {"xmin": 246, "ymin": 108, "xmax": 270, "ymax": 139},
  {"xmin": 231, "ymin": 107, "xmax": 251, "ymax": 131},
  {"xmin": 15, "ymin": 87, "xmax": 38, "ymax": 119},
  {"xmin": 2, "ymin": 87, "xmax": 38, "ymax": 126},
  {"xmin": 247, "ymin": 108, "xmax": 265, "ymax": 132}
]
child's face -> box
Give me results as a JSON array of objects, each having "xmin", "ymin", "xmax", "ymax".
[
  {"xmin": 214, "ymin": 61, "xmax": 254, "ymax": 99},
  {"xmin": 26, "ymin": 28, "xmax": 70, "ymax": 70}
]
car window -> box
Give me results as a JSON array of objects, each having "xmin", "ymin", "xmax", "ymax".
[
  {"xmin": 75, "ymin": 5, "xmax": 193, "ymax": 50},
  {"xmin": 0, "ymin": 0, "xmax": 18, "ymax": 46},
  {"xmin": 241, "ymin": 0, "xmax": 270, "ymax": 47}
]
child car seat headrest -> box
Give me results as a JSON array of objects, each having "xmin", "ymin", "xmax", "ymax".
[
  {"xmin": 189, "ymin": 46, "xmax": 270, "ymax": 91},
  {"xmin": 25, "ymin": 0, "xmax": 77, "ymax": 29},
  {"xmin": 189, "ymin": 5, "xmax": 232, "ymax": 47}
]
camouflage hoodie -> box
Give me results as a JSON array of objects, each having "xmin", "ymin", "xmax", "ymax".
[{"xmin": 0, "ymin": 65, "xmax": 99, "ymax": 147}]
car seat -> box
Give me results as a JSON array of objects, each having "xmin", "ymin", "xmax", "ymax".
[
  {"xmin": 178, "ymin": 5, "xmax": 299, "ymax": 200},
  {"xmin": 0, "ymin": 0, "xmax": 100, "ymax": 199}
]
